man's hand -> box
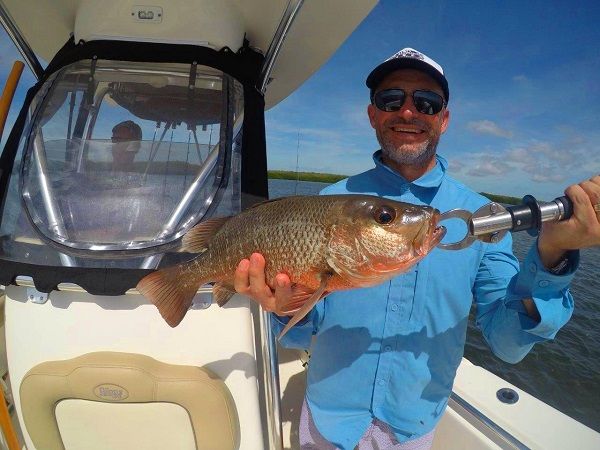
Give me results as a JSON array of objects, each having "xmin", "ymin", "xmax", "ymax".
[
  {"xmin": 538, "ymin": 175, "xmax": 600, "ymax": 268},
  {"xmin": 233, "ymin": 253, "xmax": 295, "ymax": 316}
]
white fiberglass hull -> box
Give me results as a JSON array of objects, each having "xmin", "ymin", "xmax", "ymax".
[{"xmin": 1, "ymin": 283, "xmax": 599, "ymax": 449}]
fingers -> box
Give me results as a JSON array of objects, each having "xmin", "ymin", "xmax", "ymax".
[
  {"xmin": 247, "ymin": 253, "xmax": 270, "ymax": 295},
  {"xmin": 274, "ymin": 273, "xmax": 292, "ymax": 295},
  {"xmin": 579, "ymin": 176, "xmax": 600, "ymax": 210},
  {"xmin": 565, "ymin": 184, "xmax": 592, "ymax": 217},
  {"xmin": 273, "ymin": 273, "xmax": 294, "ymax": 315},
  {"xmin": 233, "ymin": 254, "xmax": 272, "ymax": 308},
  {"xmin": 564, "ymin": 176, "xmax": 600, "ymax": 241},
  {"xmin": 567, "ymin": 176, "xmax": 600, "ymax": 222},
  {"xmin": 233, "ymin": 258, "xmax": 251, "ymax": 293},
  {"xmin": 233, "ymin": 253, "xmax": 293, "ymax": 314}
]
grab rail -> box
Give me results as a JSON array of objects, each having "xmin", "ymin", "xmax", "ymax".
[{"xmin": 449, "ymin": 392, "xmax": 530, "ymax": 450}]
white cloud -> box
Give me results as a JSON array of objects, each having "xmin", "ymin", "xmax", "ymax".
[
  {"xmin": 266, "ymin": 114, "xmax": 378, "ymax": 176},
  {"xmin": 448, "ymin": 159, "xmax": 465, "ymax": 173},
  {"xmin": 342, "ymin": 104, "xmax": 370, "ymax": 130},
  {"xmin": 458, "ymin": 132, "xmax": 600, "ymax": 191},
  {"xmin": 512, "ymin": 74, "xmax": 528, "ymax": 83},
  {"xmin": 267, "ymin": 121, "xmax": 342, "ymax": 141},
  {"xmin": 466, "ymin": 157, "xmax": 512, "ymax": 176},
  {"xmin": 505, "ymin": 147, "xmax": 536, "ymax": 165},
  {"xmin": 467, "ymin": 120, "xmax": 513, "ymax": 138},
  {"xmin": 268, "ymin": 137, "xmax": 372, "ymax": 175}
]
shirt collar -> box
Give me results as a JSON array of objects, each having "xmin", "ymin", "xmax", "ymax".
[{"xmin": 372, "ymin": 150, "xmax": 447, "ymax": 189}]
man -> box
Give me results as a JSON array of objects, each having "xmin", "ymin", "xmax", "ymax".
[
  {"xmin": 110, "ymin": 120, "xmax": 142, "ymax": 172},
  {"xmin": 234, "ymin": 48, "xmax": 600, "ymax": 449}
]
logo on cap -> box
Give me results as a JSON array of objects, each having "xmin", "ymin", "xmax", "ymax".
[{"xmin": 388, "ymin": 48, "xmax": 425, "ymax": 62}]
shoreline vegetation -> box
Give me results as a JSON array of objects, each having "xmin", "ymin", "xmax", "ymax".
[
  {"xmin": 268, "ymin": 170, "xmax": 521, "ymax": 205},
  {"xmin": 268, "ymin": 170, "xmax": 346, "ymax": 184}
]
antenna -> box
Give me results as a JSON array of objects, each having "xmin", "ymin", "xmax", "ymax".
[{"xmin": 294, "ymin": 131, "xmax": 300, "ymax": 195}]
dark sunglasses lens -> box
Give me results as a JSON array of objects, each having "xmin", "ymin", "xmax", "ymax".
[
  {"xmin": 374, "ymin": 89, "xmax": 406, "ymax": 112},
  {"xmin": 413, "ymin": 90, "xmax": 444, "ymax": 115}
]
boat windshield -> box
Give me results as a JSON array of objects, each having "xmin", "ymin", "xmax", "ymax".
[{"xmin": 1, "ymin": 59, "xmax": 244, "ymax": 267}]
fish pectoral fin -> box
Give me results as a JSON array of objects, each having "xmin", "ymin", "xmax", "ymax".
[
  {"xmin": 181, "ymin": 217, "xmax": 231, "ymax": 253},
  {"xmin": 290, "ymin": 283, "xmax": 319, "ymax": 301},
  {"xmin": 136, "ymin": 264, "xmax": 200, "ymax": 327},
  {"xmin": 213, "ymin": 282, "xmax": 236, "ymax": 307},
  {"xmin": 278, "ymin": 273, "xmax": 332, "ymax": 339},
  {"xmin": 279, "ymin": 284, "xmax": 323, "ymax": 314}
]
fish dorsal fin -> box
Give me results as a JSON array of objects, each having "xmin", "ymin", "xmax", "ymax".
[
  {"xmin": 244, "ymin": 195, "xmax": 305, "ymax": 211},
  {"xmin": 213, "ymin": 282, "xmax": 237, "ymax": 307},
  {"xmin": 181, "ymin": 217, "xmax": 231, "ymax": 253}
]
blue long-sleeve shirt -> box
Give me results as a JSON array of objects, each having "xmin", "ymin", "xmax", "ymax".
[{"xmin": 273, "ymin": 151, "xmax": 578, "ymax": 449}]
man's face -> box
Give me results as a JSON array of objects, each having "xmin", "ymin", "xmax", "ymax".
[
  {"xmin": 111, "ymin": 126, "xmax": 139, "ymax": 166},
  {"xmin": 367, "ymin": 69, "xmax": 450, "ymax": 168}
]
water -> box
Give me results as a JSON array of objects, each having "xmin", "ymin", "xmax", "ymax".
[{"xmin": 269, "ymin": 178, "xmax": 600, "ymax": 432}]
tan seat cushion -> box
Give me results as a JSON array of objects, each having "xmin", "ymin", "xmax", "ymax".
[{"xmin": 20, "ymin": 352, "xmax": 239, "ymax": 450}]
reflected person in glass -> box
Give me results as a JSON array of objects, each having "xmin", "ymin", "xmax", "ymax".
[{"xmin": 110, "ymin": 120, "xmax": 142, "ymax": 172}]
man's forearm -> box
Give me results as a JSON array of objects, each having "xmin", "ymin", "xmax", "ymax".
[
  {"xmin": 522, "ymin": 298, "xmax": 541, "ymax": 322},
  {"xmin": 537, "ymin": 240, "xmax": 567, "ymax": 270}
]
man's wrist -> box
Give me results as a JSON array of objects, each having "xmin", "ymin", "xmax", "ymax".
[
  {"xmin": 547, "ymin": 255, "xmax": 571, "ymax": 275},
  {"xmin": 537, "ymin": 240, "xmax": 567, "ymax": 270}
]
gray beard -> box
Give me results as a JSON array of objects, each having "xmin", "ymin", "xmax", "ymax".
[{"xmin": 376, "ymin": 130, "xmax": 439, "ymax": 168}]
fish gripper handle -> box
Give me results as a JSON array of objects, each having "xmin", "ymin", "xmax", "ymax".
[{"xmin": 506, "ymin": 195, "xmax": 573, "ymax": 237}]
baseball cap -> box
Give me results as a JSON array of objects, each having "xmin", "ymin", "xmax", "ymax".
[{"xmin": 366, "ymin": 48, "xmax": 449, "ymax": 101}]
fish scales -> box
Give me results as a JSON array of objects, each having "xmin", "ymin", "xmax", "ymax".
[
  {"xmin": 137, "ymin": 194, "xmax": 445, "ymax": 329},
  {"xmin": 201, "ymin": 195, "xmax": 337, "ymax": 289}
]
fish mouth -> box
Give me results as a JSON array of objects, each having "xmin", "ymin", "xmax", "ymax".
[
  {"xmin": 430, "ymin": 225, "xmax": 447, "ymax": 247},
  {"xmin": 415, "ymin": 210, "xmax": 446, "ymax": 256}
]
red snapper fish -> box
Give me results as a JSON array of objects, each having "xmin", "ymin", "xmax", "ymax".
[{"xmin": 137, "ymin": 194, "xmax": 446, "ymax": 336}]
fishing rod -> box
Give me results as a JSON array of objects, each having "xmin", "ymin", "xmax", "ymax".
[{"xmin": 438, "ymin": 195, "xmax": 573, "ymax": 250}]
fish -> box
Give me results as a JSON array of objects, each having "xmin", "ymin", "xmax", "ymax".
[{"xmin": 136, "ymin": 194, "xmax": 446, "ymax": 336}]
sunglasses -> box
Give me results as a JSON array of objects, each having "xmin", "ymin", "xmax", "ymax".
[
  {"xmin": 372, "ymin": 89, "xmax": 445, "ymax": 115},
  {"xmin": 111, "ymin": 137, "xmax": 135, "ymax": 143}
]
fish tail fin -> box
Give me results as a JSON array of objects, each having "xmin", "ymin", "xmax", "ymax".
[{"xmin": 137, "ymin": 262, "xmax": 204, "ymax": 327}]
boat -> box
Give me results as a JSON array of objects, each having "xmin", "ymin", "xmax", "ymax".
[{"xmin": 0, "ymin": 1, "xmax": 598, "ymax": 449}]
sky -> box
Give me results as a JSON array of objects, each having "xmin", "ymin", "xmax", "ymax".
[
  {"xmin": 0, "ymin": 0, "xmax": 599, "ymax": 200},
  {"xmin": 265, "ymin": 0, "xmax": 600, "ymax": 200}
]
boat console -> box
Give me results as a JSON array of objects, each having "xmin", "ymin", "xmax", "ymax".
[{"xmin": 0, "ymin": 1, "xmax": 377, "ymax": 448}]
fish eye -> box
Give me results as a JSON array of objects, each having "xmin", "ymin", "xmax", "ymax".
[{"xmin": 373, "ymin": 206, "xmax": 396, "ymax": 225}]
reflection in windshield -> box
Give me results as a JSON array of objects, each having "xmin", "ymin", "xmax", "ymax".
[{"xmin": 18, "ymin": 59, "xmax": 243, "ymax": 253}]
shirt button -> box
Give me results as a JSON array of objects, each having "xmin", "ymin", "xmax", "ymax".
[
  {"xmin": 539, "ymin": 280, "xmax": 549, "ymax": 287},
  {"xmin": 391, "ymin": 304, "xmax": 398, "ymax": 312},
  {"xmin": 529, "ymin": 263, "xmax": 537, "ymax": 273},
  {"xmin": 378, "ymin": 379, "xmax": 386, "ymax": 386},
  {"xmin": 384, "ymin": 346, "xmax": 392, "ymax": 352}
]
